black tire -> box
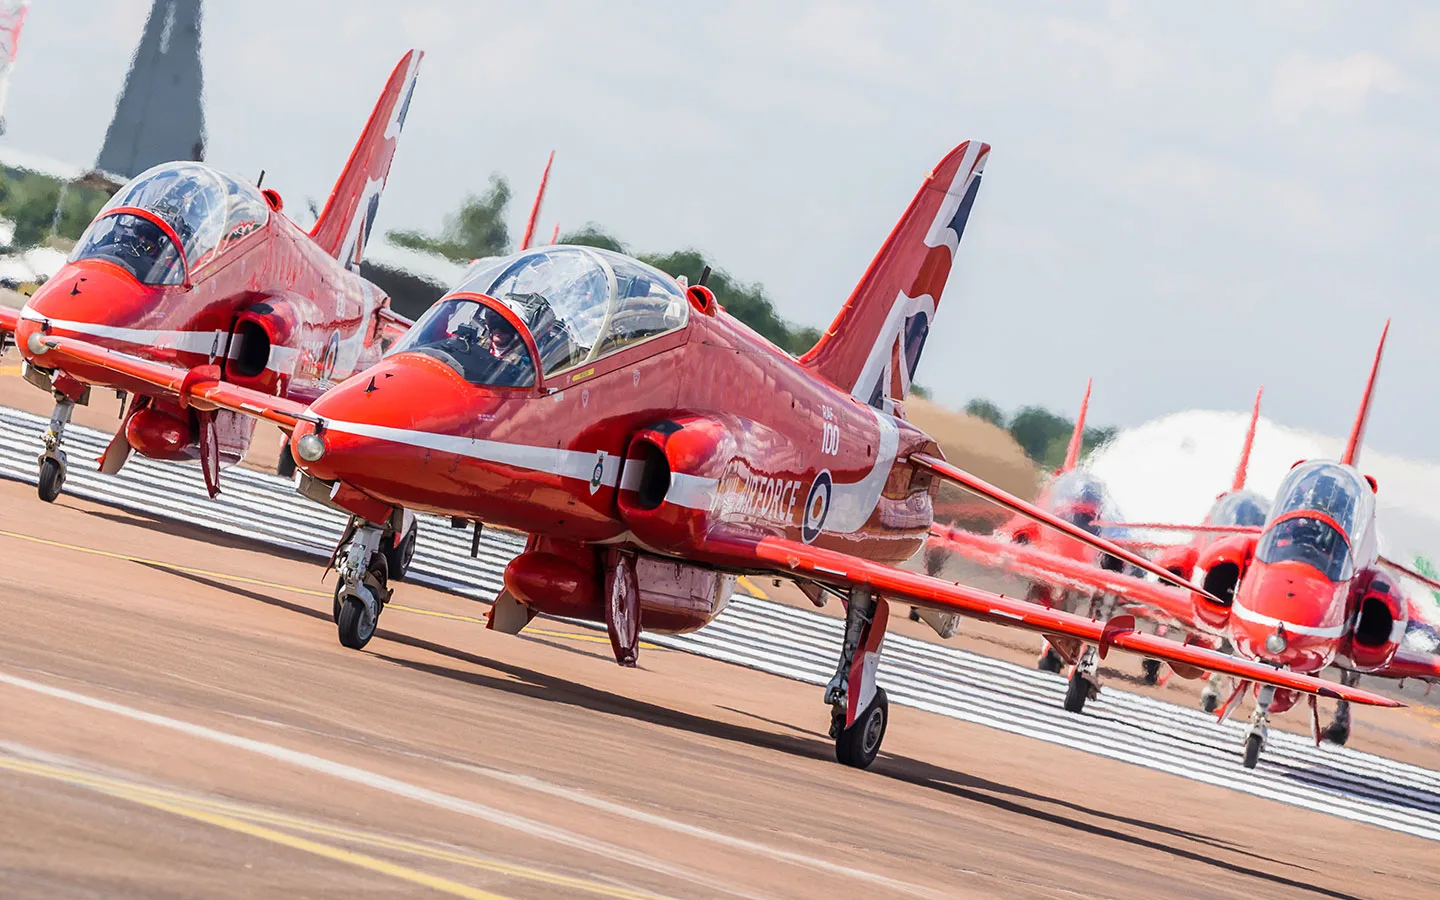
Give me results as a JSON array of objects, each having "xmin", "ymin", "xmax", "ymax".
[
  {"xmin": 1200, "ymin": 692, "xmax": 1220, "ymax": 714},
  {"xmin": 37, "ymin": 457, "xmax": 64, "ymax": 503},
  {"xmin": 1321, "ymin": 722, "xmax": 1350, "ymax": 746},
  {"xmin": 1242, "ymin": 733, "xmax": 1263, "ymax": 769},
  {"xmin": 383, "ymin": 520, "xmax": 418, "ymax": 582},
  {"xmin": 337, "ymin": 589, "xmax": 378, "ymax": 650},
  {"xmin": 277, "ymin": 442, "xmax": 297, "ymax": 478},
  {"xmin": 1141, "ymin": 658, "xmax": 1162, "ymax": 686},
  {"xmin": 1063, "ymin": 669, "xmax": 1090, "ymax": 713},
  {"xmin": 332, "ymin": 582, "xmax": 344, "ymax": 623},
  {"xmin": 1037, "ymin": 647, "xmax": 1063, "ymax": 673},
  {"xmin": 835, "ymin": 687, "xmax": 888, "ymax": 769}
]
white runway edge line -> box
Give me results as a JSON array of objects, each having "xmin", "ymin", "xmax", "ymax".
[
  {"xmin": 0, "ymin": 407, "xmax": 1438, "ymax": 840},
  {"xmin": 0, "ymin": 671, "xmax": 774, "ymax": 900}
]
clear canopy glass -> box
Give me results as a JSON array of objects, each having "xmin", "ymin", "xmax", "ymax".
[
  {"xmin": 1047, "ymin": 470, "xmax": 1112, "ymax": 534},
  {"xmin": 1256, "ymin": 461, "xmax": 1372, "ymax": 581},
  {"xmin": 70, "ymin": 162, "xmax": 269, "ymax": 285},
  {"xmin": 390, "ymin": 297, "xmax": 536, "ymax": 388},
  {"xmin": 1211, "ymin": 491, "xmax": 1269, "ymax": 529},
  {"xmin": 451, "ymin": 246, "xmax": 687, "ymax": 375}
]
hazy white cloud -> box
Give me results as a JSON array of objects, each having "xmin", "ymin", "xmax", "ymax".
[{"xmin": 1271, "ymin": 52, "xmax": 1411, "ymax": 122}]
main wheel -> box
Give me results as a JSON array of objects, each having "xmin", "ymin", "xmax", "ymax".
[
  {"xmin": 1242, "ymin": 733, "xmax": 1263, "ymax": 769},
  {"xmin": 337, "ymin": 586, "xmax": 379, "ymax": 650},
  {"xmin": 1141, "ymin": 658, "xmax": 1162, "ymax": 686},
  {"xmin": 1064, "ymin": 668, "xmax": 1090, "ymax": 713},
  {"xmin": 1321, "ymin": 721, "xmax": 1350, "ymax": 746},
  {"xmin": 1200, "ymin": 692, "xmax": 1220, "ymax": 714},
  {"xmin": 1037, "ymin": 646, "xmax": 1063, "ymax": 673},
  {"xmin": 37, "ymin": 456, "xmax": 65, "ymax": 503},
  {"xmin": 383, "ymin": 520, "xmax": 419, "ymax": 581},
  {"xmin": 835, "ymin": 687, "xmax": 888, "ymax": 769},
  {"xmin": 277, "ymin": 442, "xmax": 297, "ymax": 478}
]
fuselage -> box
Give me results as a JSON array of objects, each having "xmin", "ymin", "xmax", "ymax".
[{"xmin": 290, "ymin": 245, "xmax": 938, "ymax": 566}]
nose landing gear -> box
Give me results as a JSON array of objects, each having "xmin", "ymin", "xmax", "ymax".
[
  {"xmin": 1242, "ymin": 684, "xmax": 1275, "ymax": 769},
  {"xmin": 1321, "ymin": 670, "xmax": 1358, "ymax": 746},
  {"xmin": 1064, "ymin": 645, "xmax": 1100, "ymax": 713},
  {"xmin": 333, "ymin": 519, "xmax": 393, "ymax": 650},
  {"xmin": 37, "ymin": 391, "xmax": 76, "ymax": 503}
]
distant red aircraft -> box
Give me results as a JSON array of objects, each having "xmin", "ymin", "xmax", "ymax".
[
  {"xmin": 943, "ymin": 324, "xmax": 1440, "ymax": 767},
  {"xmin": 0, "ymin": 52, "xmax": 421, "ymax": 536},
  {"xmin": 928, "ymin": 386, "xmax": 1272, "ymax": 707},
  {"xmin": 25, "ymin": 139, "xmax": 1399, "ymax": 769}
]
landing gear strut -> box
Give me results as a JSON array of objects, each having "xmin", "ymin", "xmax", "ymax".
[
  {"xmin": 1321, "ymin": 670, "xmax": 1358, "ymax": 746},
  {"xmin": 1064, "ymin": 645, "xmax": 1099, "ymax": 713},
  {"xmin": 825, "ymin": 586, "xmax": 891, "ymax": 769},
  {"xmin": 1199, "ymin": 674, "xmax": 1225, "ymax": 713},
  {"xmin": 1242, "ymin": 684, "xmax": 1274, "ymax": 769},
  {"xmin": 333, "ymin": 518, "xmax": 392, "ymax": 650},
  {"xmin": 37, "ymin": 392, "xmax": 74, "ymax": 503}
]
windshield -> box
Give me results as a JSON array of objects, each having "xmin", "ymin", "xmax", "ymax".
[
  {"xmin": 1257, "ymin": 515, "xmax": 1352, "ymax": 581},
  {"xmin": 454, "ymin": 246, "xmax": 687, "ymax": 375},
  {"xmin": 1270, "ymin": 461, "xmax": 1369, "ymax": 539},
  {"xmin": 390, "ymin": 297, "xmax": 536, "ymax": 387},
  {"xmin": 1211, "ymin": 491, "xmax": 1269, "ymax": 528},
  {"xmin": 70, "ymin": 162, "xmax": 268, "ymax": 285},
  {"xmin": 1048, "ymin": 471, "xmax": 1109, "ymax": 533}
]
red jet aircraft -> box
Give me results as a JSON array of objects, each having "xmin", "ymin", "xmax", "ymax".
[
  {"xmin": 927, "ymin": 386, "xmax": 1274, "ymax": 712},
  {"xmin": 0, "ymin": 51, "xmax": 421, "ymax": 554},
  {"xmin": 22, "ymin": 140, "xmax": 1400, "ymax": 769}
]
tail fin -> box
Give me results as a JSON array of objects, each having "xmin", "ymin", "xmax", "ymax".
[
  {"xmin": 1232, "ymin": 386, "xmax": 1263, "ymax": 491},
  {"xmin": 1059, "ymin": 378, "xmax": 1093, "ymax": 473},
  {"xmin": 549, "ymin": 222, "xmax": 560, "ymax": 245},
  {"xmin": 1341, "ymin": 319, "xmax": 1390, "ymax": 467},
  {"xmin": 310, "ymin": 50, "xmax": 423, "ymax": 270},
  {"xmin": 519, "ymin": 151, "xmax": 555, "ymax": 251},
  {"xmin": 800, "ymin": 141, "xmax": 989, "ymax": 412}
]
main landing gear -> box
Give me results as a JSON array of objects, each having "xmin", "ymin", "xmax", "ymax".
[
  {"xmin": 1321, "ymin": 670, "xmax": 1359, "ymax": 746},
  {"xmin": 1064, "ymin": 645, "xmax": 1100, "ymax": 713},
  {"xmin": 825, "ymin": 586, "xmax": 891, "ymax": 768},
  {"xmin": 37, "ymin": 391, "xmax": 75, "ymax": 503},
  {"xmin": 330, "ymin": 514, "xmax": 417, "ymax": 650}
]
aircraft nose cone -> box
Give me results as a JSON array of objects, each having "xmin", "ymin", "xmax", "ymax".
[
  {"xmin": 1232, "ymin": 559, "xmax": 1345, "ymax": 670},
  {"xmin": 291, "ymin": 352, "xmax": 480, "ymax": 499},
  {"xmin": 19, "ymin": 262, "xmax": 160, "ymax": 365}
]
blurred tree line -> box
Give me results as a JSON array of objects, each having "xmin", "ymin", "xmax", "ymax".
[
  {"xmin": 386, "ymin": 176, "xmax": 820, "ymax": 356},
  {"xmin": 965, "ymin": 398, "xmax": 1116, "ymax": 470},
  {"xmin": 0, "ymin": 166, "xmax": 111, "ymax": 247}
]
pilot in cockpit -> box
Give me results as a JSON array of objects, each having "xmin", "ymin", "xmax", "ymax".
[{"xmin": 480, "ymin": 306, "xmax": 523, "ymax": 360}]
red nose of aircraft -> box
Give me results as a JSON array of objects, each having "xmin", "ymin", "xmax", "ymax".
[
  {"xmin": 1230, "ymin": 559, "xmax": 1346, "ymax": 672},
  {"xmin": 290, "ymin": 351, "xmax": 528, "ymax": 519},
  {"xmin": 17, "ymin": 261, "xmax": 161, "ymax": 370}
]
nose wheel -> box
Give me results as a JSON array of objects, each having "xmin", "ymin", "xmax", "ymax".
[
  {"xmin": 1241, "ymin": 684, "xmax": 1275, "ymax": 769},
  {"xmin": 37, "ymin": 393, "xmax": 75, "ymax": 503},
  {"xmin": 1063, "ymin": 645, "xmax": 1100, "ymax": 713},
  {"xmin": 333, "ymin": 520, "xmax": 392, "ymax": 650}
]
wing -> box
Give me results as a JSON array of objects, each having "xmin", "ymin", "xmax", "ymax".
[
  {"xmin": 29, "ymin": 333, "xmax": 307, "ymax": 431},
  {"xmin": 1369, "ymin": 648, "xmax": 1440, "ymax": 683},
  {"xmin": 1094, "ymin": 521, "xmax": 1261, "ymax": 536},
  {"xmin": 928, "ymin": 525, "xmax": 1205, "ymax": 632},
  {"xmin": 909, "ymin": 452, "xmax": 1228, "ymax": 604},
  {"xmin": 695, "ymin": 532, "xmax": 1400, "ymax": 707},
  {"xmin": 0, "ymin": 305, "xmax": 18, "ymax": 338}
]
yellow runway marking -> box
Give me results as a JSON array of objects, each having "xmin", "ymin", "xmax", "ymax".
[
  {"xmin": 0, "ymin": 754, "xmax": 669, "ymax": 899},
  {"xmin": 737, "ymin": 575, "xmax": 769, "ymax": 600},
  {"xmin": 0, "ymin": 528, "xmax": 660, "ymax": 649}
]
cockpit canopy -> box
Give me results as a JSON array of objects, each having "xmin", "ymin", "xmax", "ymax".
[
  {"xmin": 1210, "ymin": 490, "xmax": 1269, "ymax": 529},
  {"xmin": 69, "ymin": 162, "xmax": 269, "ymax": 285},
  {"xmin": 1046, "ymin": 470, "xmax": 1113, "ymax": 535},
  {"xmin": 1255, "ymin": 462, "xmax": 1372, "ymax": 581},
  {"xmin": 391, "ymin": 246, "xmax": 688, "ymax": 387}
]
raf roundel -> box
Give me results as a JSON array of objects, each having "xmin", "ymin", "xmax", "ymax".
[{"xmin": 801, "ymin": 470, "xmax": 833, "ymax": 544}]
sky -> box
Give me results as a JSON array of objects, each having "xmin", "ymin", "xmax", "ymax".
[{"xmin": 3, "ymin": 1, "xmax": 1439, "ymax": 458}]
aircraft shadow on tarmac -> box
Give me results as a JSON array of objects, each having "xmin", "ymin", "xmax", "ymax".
[{"xmin": 137, "ymin": 559, "xmax": 1369, "ymax": 900}]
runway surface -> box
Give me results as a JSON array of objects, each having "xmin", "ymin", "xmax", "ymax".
[{"xmin": 1, "ymin": 403, "xmax": 1439, "ymax": 896}]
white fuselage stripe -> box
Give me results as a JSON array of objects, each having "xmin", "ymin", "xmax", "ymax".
[
  {"xmin": 20, "ymin": 306, "xmax": 299, "ymax": 376},
  {"xmin": 1231, "ymin": 600, "xmax": 1347, "ymax": 638}
]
